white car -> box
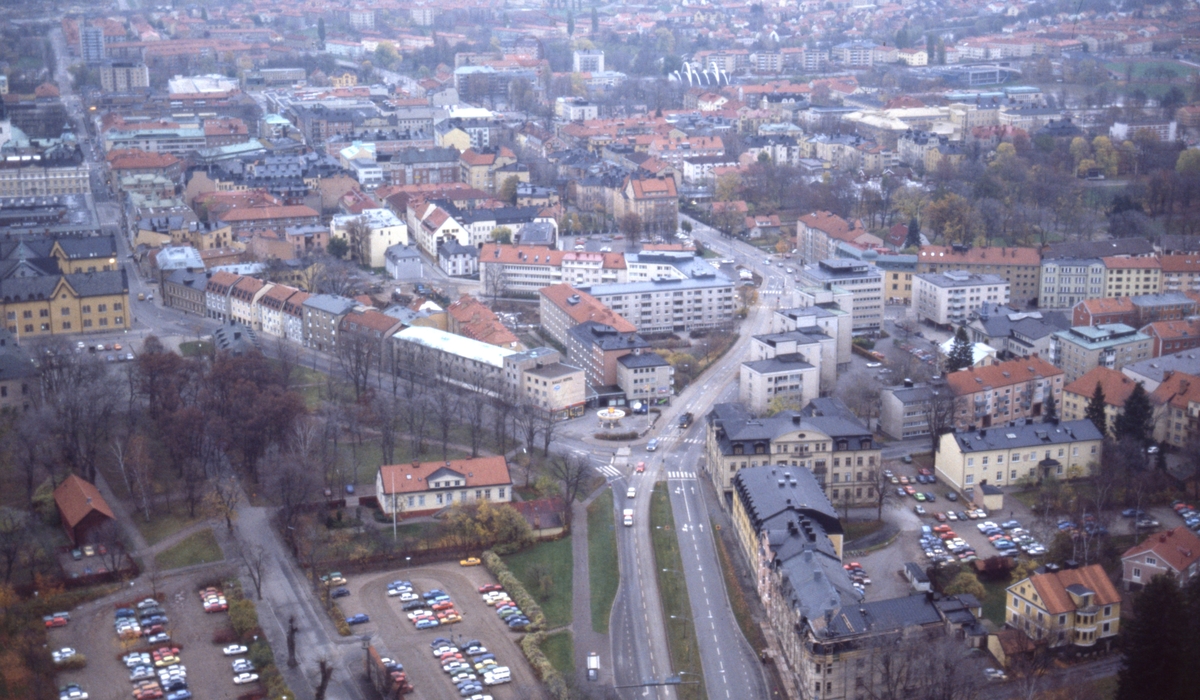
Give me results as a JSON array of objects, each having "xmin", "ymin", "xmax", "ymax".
[
  {"xmin": 432, "ymin": 645, "xmax": 456, "ymax": 657},
  {"xmin": 124, "ymin": 652, "xmax": 151, "ymax": 668},
  {"xmin": 222, "ymin": 644, "xmax": 248, "ymax": 656},
  {"xmin": 409, "ymin": 610, "xmax": 434, "ymax": 621},
  {"xmin": 866, "ymin": 362, "xmax": 881, "ymax": 368},
  {"xmin": 51, "ymin": 648, "xmax": 76, "ymax": 663},
  {"xmin": 233, "ymin": 672, "xmax": 259, "ymax": 685},
  {"xmin": 450, "ymin": 672, "xmax": 477, "ymax": 684},
  {"xmin": 398, "ymin": 592, "xmax": 420, "ymax": 602},
  {"xmin": 232, "ymin": 659, "xmax": 255, "ymax": 673},
  {"xmin": 129, "ymin": 666, "xmax": 155, "ymax": 681},
  {"xmin": 483, "ymin": 673, "xmax": 512, "ymax": 686}
]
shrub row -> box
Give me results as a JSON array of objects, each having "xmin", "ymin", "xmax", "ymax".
[
  {"xmin": 56, "ymin": 654, "xmax": 87, "ymax": 670},
  {"xmin": 594, "ymin": 431, "xmax": 639, "ymax": 441},
  {"xmin": 481, "ymin": 550, "xmax": 546, "ymax": 631},
  {"xmin": 519, "ymin": 632, "xmax": 569, "ymax": 700},
  {"xmin": 329, "ymin": 600, "xmax": 352, "ymax": 636},
  {"xmin": 224, "ymin": 580, "xmax": 295, "ymax": 700}
]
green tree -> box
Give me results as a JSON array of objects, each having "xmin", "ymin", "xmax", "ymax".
[
  {"xmin": 1043, "ymin": 389, "xmax": 1058, "ymax": 423},
  {"xmin": 905, "ymin": 216, "xmax": 921, "ymax": 248},
  {"xmin": 318, "ymin": 18, "xmax": 325, "ymax": 44},
  {"xmin": 326, "ymin": 237, "xmax": 349, "ymax": 259},
  {"xmin": 680, "ymin": 220, "xmax": 692, "ymax": 234},
  {"xmin": 498, "ymin": 176, "xmax": 520, "ymax": 204},
  {"xmin": 567, "ymin": 11, "xmax": 575, "ymax": 36},
  {"xmin": 591, "ymin": 7, "xmax": 599, "ymax": 34},
  {"xmin": 1176, "ymin": 149, "xmax": 1200, "ymax": 175},
  {"xmin": 490, "ymin": 226, "xmax": 513, "ymax": 244},
  {"xmin": 943, "ymin": 571, "xmax": 986, "ymax": 599},
  {"xmin": 1085, "ymin": 382, "xmax": 1109, "ymax": 436},
  {"xmin": 945, "ymin": 326, "xmax": 974, "ymax": 373},
  {"xmin": 1117, "ymin": 576, "xmax": 1186, "ymax": 700},
  {"xmin": 1114, "ymin": 382, "xmax": 1154, "ymax": 447}
]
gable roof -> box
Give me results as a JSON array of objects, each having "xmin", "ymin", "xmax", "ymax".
[
  {"xmin": 919, "ymin": 245, "xmax": 1040, "ymax": 266},
  {"xmin": 1121, "ymin": 526, "xmax": 1200, "ymax": 574},
  {"xmin": 53, "ymin": 474, "xmax": 116, "ymax": 528},
  {"xmin": 1063, "ymin": 366, "xmax": 1140, "ymax": 407},
  {"xmin": 539, "ymin": 284, "xmax": 636, "ymax": 333},
  {"xmin": 1077, "ymin": 296, "xmax": 1134, "ymax": 317},
  {"xmin": 1150, "ymin": 370, "xmax": 1200, "ymax": 412},
  {"xmin": 946, "ymin": 355, "xmax": 1063, "ymax": 396},
  {"xmin": 1026, "ymin": 564, "xmax": 1120, "ymax": 615},
  {"xmin": 378, "ymin": 456, "xmax": 511, "ymax": 495}
]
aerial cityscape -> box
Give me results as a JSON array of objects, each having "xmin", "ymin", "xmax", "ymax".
[{"xmin": 1, "ymin": 0, "xmax": 1199, "ymax": 699}]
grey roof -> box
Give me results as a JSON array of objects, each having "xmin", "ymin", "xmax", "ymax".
[
  {"xmin": 302, "ymin": 293, "xmax": 356, "ymax": 315},
  {"xmin": 826, "ymin": 595, "xmax": 946, "ymax": 637},
  {"xmin": 883, "ymin": 383, "xmax": 938, "ymax": 405},
  {"xmin": 742, "ymin": 353, "xmax": 815, "ymax": 374},
  {"xmin": 385, "ymin": 244, "xmax": 421, "ymax": 261},
  {"xmin": 515, "ymin": 221, "xmax": 556, "ymax": 246},
  {"xmin": 438, "ymin": 241, "xmax": 478, "ymax": 258},
  {"xmin": 568, "ymin": 321, "xmax": 650, "ymax": 352},
  {"xmin": 1130, "ymin": 292, "xmax": 1195, "ymax": 308},
  {"xmin": 57, "ymin": 236, "xmax": 117, "ymax": 260},
  {"xmin": 65, "ymin": 269, "xmax": 128, "ymax": 296},
  {"xmin": 212, "ymin": 323, "xmax": 260, "ymax": 356},
  {"xmin": 800, "ymin": 396, "xmax": 861, "ymax": 423},
  {"xmin": 0, "ymin": 345, "xmax": 36, "ymax": 381},
  {"xmin": 917, "ymin": 270, "xmax": 1007, "ymax": 288},
  {"xmin": 708, "ymin": 401, "xmax": 873, "ymax": 453},
  {"xmin": 618, "ymin": 351, "xmax": 669, "ymax": 368},
  {"xmin": 1042, "ymin": 239, "xmax": 1155, "ymax": 260},
  {"xmin": 523, "ymin": 361, "xmax": 582, "ymax": 379},
  {"xmin": 951, "ymin": 419, "xmax": 1102, "ymax": 453},
  {"xmin": 582, "ymin": 272, "xmax": 733, "ymax": 297},
  {"xmin": 753, "ymin": 330, "xmax": 826, "ymax": 348},
  {"xmin": 164, "ymin": 269, "xmax": 208, "ymax": 288},
  {"xmin": 972, "ymin": 303, "xmax": 1069, "ymax": 342},
  {"xmin": 733, "ymin": 465, "xmax": 841, "ymax": 536},
  {"xmin": 1121, "ymin": 350, "xmax": 1200, "ymax": 384}
]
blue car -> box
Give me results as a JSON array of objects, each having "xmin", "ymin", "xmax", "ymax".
[
  {"xmin": 331, "ymin": 587, "xmax": 350, "ymax": 599},
  {"xmin": 166, "ymin": 691, "xmax": 193, "ymax": 700},
  {"xmin": 346, "ymin": 614, "xmax": 370, "ymax": 625},
  {"xmin": 415, "ymin": 618, "xmax": 439, "ymax": 629}
]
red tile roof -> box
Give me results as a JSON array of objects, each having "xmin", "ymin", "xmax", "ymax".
[
  {"xmin": 1122, "ymin": 526, "xmax": 1200, "ymax": 575},
  {"xmin": 53, "ymin": 474, "xmax": 115, "ymax": 529},
  {"xmin": 1150, "ymin": 370, "xmax": 1200, "ymax": 412},
  {"xmin": 378, "ymin": 456, "xmax": 511, "ymax": 495},
  {"xmin": 217, "ymin": 205, "xmax": 319, "ymax": 222},
  {"xmin": 1102, "ymin": 256, "xmax": 1162, "ymax": 270},
  {"xmin": 447, "ymin": 295, "xmax": 518, "ymax": 347},
  {"xmin": 946, "ymin": 355, "xmax": 1062, "ymax": 396},
  {"xmin": 1026, "ymin": 564, "xmax": 1120, "ymax": 615},
  {"xmin": 919, "ymin": 245, "xmax": 1041, "ymax": 266},
  {"xmin": 540, "ymin": 284, "xmax": 636, "ymax": 332},
  {"xmin": 1063, "ymin": 367, "xmax": 1140, "ymax": 408},
  {"xmin": 627, "ymin": 175, "xmax": 677, "ymax": 200},
  {"xmin": 1077, "ymin": 297, "xmax": 1135, "ymax": 316},
  {"xmin": 1159, "ymin": 254, "xmax": 1200, "ymax": 273}
]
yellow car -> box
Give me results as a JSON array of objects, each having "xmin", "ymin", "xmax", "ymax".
[{"xmin": 459, "ymin": 557, "xmax": 481, "ymax": 567}]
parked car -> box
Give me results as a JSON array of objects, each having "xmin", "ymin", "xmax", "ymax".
[
  {"xmin": 222, "ymin": 645, "xmax": 247, "ymax": 656},
  {"xmin": 346, "ymin": 614, "xmax": 370, "ymax": 625},
  {"xmin": 330, "ymin": 587, "xmax": 350, "ymax": 599},
  {"xmin": 945, "ymin": 491, "xmax": 958, "ymax": 502}
]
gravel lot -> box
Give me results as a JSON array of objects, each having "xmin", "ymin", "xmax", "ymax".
[
  {"xmin": 47, "ymin": 568, "xmax": 252, "ymax": 700},
  {"xmin": 341, "ymin": 565, "xmax": 550, "ymax": 700}
]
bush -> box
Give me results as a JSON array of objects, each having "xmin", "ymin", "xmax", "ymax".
[
  {"xmin": 248, "ymin": 639, "xmax": 275, "ymax": 671},
  {"xmin": 594, "ymin": 431, "xmax": 639, "ymax": 441},
  {"xmin": 56, "ymin": 654, "xmax": 87, "ymax": 670},
  {"xmin": 520, "ymin": 632, "xmax": 570, "ymax": 700},
  {"xmin": 229, "ymin": 599, "xmax": 259, "ymax": 639},
  {"xmin": 211, "ymin": 627, "xmax": 238, "ymax": 645},
  {"xmin": 482, "ymin": 550, "xmax": 546, "ymax": 630}
]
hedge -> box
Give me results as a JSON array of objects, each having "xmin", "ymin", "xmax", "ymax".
[
  {"xmin": 594, "ymin": 431, "xmax": 639, "ymax": 441},
  {"xmin": 481, "ymin": 550, "xmax": 546, "ymax": 631},
  {"xmin": 520, "ymin": 632, "xmax": 570, "ymax": 700}
]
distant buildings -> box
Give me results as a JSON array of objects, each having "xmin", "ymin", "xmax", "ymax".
[
  {"xmin": 1049, "ymin": 324, "xmax": 1153, "ymax": 384},
  {"xmin": 376, "ymin": 456, "xmax": 513, "ymax": 516},
  {"xmin": 945, "ymin": 356, "xmax": 1064, "ymax": 430},
  {"xmin": 1006, "ymin": 564, "xmax": 1119, "ymax": 651}
]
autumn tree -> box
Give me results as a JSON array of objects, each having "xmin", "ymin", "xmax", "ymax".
[{"xmin": 618, "ymin": 212, "xmax": 643, "ymax": 242}]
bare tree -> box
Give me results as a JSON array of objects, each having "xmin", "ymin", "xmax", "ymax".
[
  {"xmin": 837, "ymin": 374, "xmax": 881, "ymax": 432},
  {"xmin": 537, "ymin": 406, "xmax": 560, "ymax": 456},
  {"xmin": 375, "ymin": 393, "xmax": 399, "ymax": 464},
  {"xmin": 14, "ymin": 411, "xmax": 53, "ymax": 505},
  {"xmin": 274, "ymin": 335, "xmax": 301, "ymax": 391},
  {"xmin": 483, "ymin": 263, "xmax": 509, "ymax": 303},
  {"xmin": 547, "ymin": 451, "xmax": 591, "ymax": 527},
  {"xmin": 335, "ymin": 330, "xmax": 378, "ymax": 402},
  {"xmin": 207, "ymin": 474, "xmax": 242, "ymax": 531},
  {"xmin": 38, "ymin": 349, "xmax": 119, "ymax": 483},
  {"xmin": 312, "ymin": 256, "xmax": 359, "ymax": 297},
  {"xmin": 93, "ymin": 520, "xmax": 128, "ymax": 573},
  {"xmin": 928, "ymin": 387, "xmax": 960, "ymax": 452},
  {"xmin": 126, "ymin": 434, "xmax": 155, "ymax": 522},
  {"xmin": 268, "ymin": 444, "xmax": 319, "ymax": 543},
  {"xmin": 287, "ymin": 616, "xmax": 299, "ymax": 668},
  {"xmin": 429, "ymin": 382, "xmax": 460, "ymax": 461},
  {"xmin": 513, "ymin": 400, "xmax": 541, "ymax": 456},
  {"xmin": 872, "ymin": 466, "xmax": 896, "ymax": 521},
  {"xmin": 0, "ymin": 509, "xmax": 28, "ymax": 583},
  {"xmin": 314, "ymin": 658, "xmax": 335, "ymax": 700},
  {"xmin": 238, "ymin": 540, "xmax": 269, "ymax": 600}
]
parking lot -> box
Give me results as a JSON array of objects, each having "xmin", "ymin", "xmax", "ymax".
[
  {"xmin": 340, "ymin": 564, "xmax": 549, "ymax": 700},
  {"xmin": 47, "ymin": 569, "xmax": 250, "ymax": 700}
]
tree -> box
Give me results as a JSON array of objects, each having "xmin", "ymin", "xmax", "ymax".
[
  {"xmin": 498, "ymin": 176, "xmax": 520, "ymax": 204},
  {"xmin": 335, "ymin": 331, "xmax": 379, "ymax": 402},
  {"xmin": 314, "ymin": 659, "xmax": 335, "ymax": 700},
  {"xmin": 928, "ymin": 388, "xmax": 959, "ymax": 452},
  {"xmin": 1117, "ymin": 575, "xmax": 1186, "ymax": 700},
  {"xmin": 680, "ymin": 220, "xmax": 692, "ymax": 234},
  {"xmin": 905, "ymin": 216, "xmax": 921, "ymax": 248},
  {"xmin": 1114, "ymin": 382, "xmax": 1154, "ymax": 447},
  {"xmin": 618, "ymin": 212, "xmax": 643, "ymax": 242},
  {"xmin": 945, "ymin": 327, "xmax": 974, "ymax": 373},
  {"xmin": 238, "ymin": 541, "xmax": 268, "ymax": 600},
  {"xmin": 1176, "ymin": 149, "xmax": 1200, "ymax": 175},
  {"xmin": 547, "ymin": 451, "xmax": 591, "ymax": 527},
  {"xmin": 1085, "ymin": 382, "xmax": 1108, "ymax": 436},
  {"xmin": 490, "ymin": 226, "xmax": 513, "ymax": 244},
  {"xmin": 566, "ymin": 10, "xmax": 575, "ymax": 36},
  {"xmin": 326, "ymin": 236, "xmax": 349, "ymax": 260},
  {"xmin": 591, "ymin": 7, "xmax": 598, "ymax": 34},
  {"xmin": 207, "ymin": 474, "xmax": 242, "ymax": 531},
  {"xmin": 317, "ymin": 18, "xmax": 325, "ymax": 44},
  {"xmin": 1043, "ymin": 389, "xmax": 1058, "ymax": 423},
  {"xmin": 943, "ymin": 570, "xmax": 986, "ymax": 599},
  {"xmin": 342, "ymin": 216, "xmax": 372, "ymax": 267}
]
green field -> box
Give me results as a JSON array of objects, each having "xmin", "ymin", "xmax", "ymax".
[
  {"xmin": 540, "ymin": 630, "xmax": 575, "ymax": 676},
  {"xmin": 650, "ymin": 483, "xmax": 705, "ymax": 700},
  {"xmin": 588, "ymin": 488, "xmax": 619, "ymax": 633},
  {"xmin": 1103, "ymin": 59, "xmax": 1196, "ymax": 80},
  {"xmin": 154, "ymin": 528, "xmax": 224, "ymax": 570},
  {"xmin": 502, "ymin": 536, "xmax": 573, "ymax": 628},
  {"xmin": 135, "ymin": 511, "xmax": 211, "ymax": 546}
]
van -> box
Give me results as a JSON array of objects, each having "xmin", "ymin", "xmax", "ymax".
[
  {"xmin": 622, "ymin": 509, "xmax": 633, "ymax": 526},
  {"xmin": 626, "ymin": 487, "xmax": 636, "ymax": 499}
]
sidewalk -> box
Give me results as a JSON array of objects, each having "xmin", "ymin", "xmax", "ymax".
[{"xmin": 568, "ymin": 484, "xmax": 612, "ymax": 684}]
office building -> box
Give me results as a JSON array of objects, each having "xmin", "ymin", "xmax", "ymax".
[
  {"xmin": 1049, "ymin": 324, "xmax": 1153, "ymax": 384},
  {"xmin": 795, "ymin": 259, "xmax": 883, "ymax": 332},
  {"xmin": 913, "ymin": 270, "xmax": 1010, "ymax": 327}
]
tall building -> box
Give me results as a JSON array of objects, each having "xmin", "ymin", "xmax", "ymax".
[
  {"xmin": 99, "ymin": 62, "xmax": 149, "ymax": 93},
  {"xmin": 80, "ymin": 26, "xmax": 105, "ymax": 64},
  {"xmin": 795, "ymin": 259, "xmax": 883, "ymax": 332},
  {"xmin": 916, "ymin": 245, "xmax": 1040, "ymax": 307},
  {"xmin": 573, "ymin": 50, "xmax": 604, "ymax": 73}
]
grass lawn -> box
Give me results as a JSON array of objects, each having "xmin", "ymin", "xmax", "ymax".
[
  {"xmin": 178, "ymin": 340, "xmax": 213, "ymax": 357},
  {"xmin": 713, "ymin": 518, "xmax": 767, "ymax": 651},
  {"xmin": 338, "ymin": 439, "xmax": 473, "ymax": 486},
  {"xmin": 540, "ymin": 630, "xmax": 574, "ymax": 677},
  {"xmin": 154, "ymin": 528, "xmax": 224, "ymax": 570},
  {"xmin": 650, "ymin": 483, "xmax": 705, "ymax": 700},
  {"xmin": 980, "ymin": 578, "xmax": 1010, "ymax": 626},
  {"xmin": 134, "ymin": 511, "xmax": 211, "ymax": 547},
  {"xmin": 588, "ymin": 488, "xmax": 619, "ymax": 634},
  {"xmin": 502, "ymin": 536, "xmax": 573, "ymax": 629},
  {"xmin": 1103, "ymin": 59, "xmax": 1196, "ymax": 79},
  {"xmin": 843, "ymin": 520, "xmax": 885, "ymax": 541}
]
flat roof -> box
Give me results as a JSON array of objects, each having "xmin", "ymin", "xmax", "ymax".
[{"xmin": 394, "ymin": 326, "xmax": 515, "ymax": 368}]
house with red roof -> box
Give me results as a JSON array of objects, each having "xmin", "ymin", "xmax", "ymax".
[
  {"xmin": 53, "ymin": 475, "xmax": 116, "ymax": 546},
  {"xmin": 1121, "ymin": 526, "xmax": 1200, "ymax": 590},
  {"xmin": 1006, "ymin": 564, "xmax": 1120, "ymax": 651},
  {"xmin": 375, "ymin": 456, "xmax": 513, "ymax": 516}
]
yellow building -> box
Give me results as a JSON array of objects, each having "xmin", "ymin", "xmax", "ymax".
[
  {"xmin": 328, "ymin": 70, "xmax": 359, "ymax": 88},
  {"xmin": 1102, "ymin": 256, "xmax": 1161, "ymax": 297},
  {"xmin": 2, "ymin": 270, "xmax": 131, "ymax": 336},
  {"xmin": 135, "ymin": 218, "xmax": 234, "ymax": 251},
  {"xmin": 934, "ymin": 419, "xmax": 1103, "ymax": 491},
  {"xmin": 1006, "ymin": 564, "xmax": 1120, "ymax": 651}
]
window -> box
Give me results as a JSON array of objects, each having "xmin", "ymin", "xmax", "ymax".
[
  {"xmin": 498, "ymin": 487, "xmax": 506, "ymax": 499},
  {"xmin": 997, "ymin": 471, "xmax": 1002, "ymax": 481},
  {"xmin": 485, "ymin": 489, "xmax": 492, "ymax": 500},
  {"xmin": 114, "ymin": 302, "xmax": 122, "ymax": 311},
  {"xmin": 1132, "ymin": 567, "xmax": 1141, "ymax": 580},
  {"xmin": 1147, "ymin": 557, "xmax": 1157, "ymax": 566},
  {"xmin": 99, "ymin": 318, "xmax": 108, "ymax": 326},
  {"xmin": 61, "ymin": 322, "xmax": 70, "ymax": 330},
  {"xmin": 1059, "ymin": 614, "xmax": 1066, "ymax": 625},
  {"xmin": 1103, "ymin": 606, "xmax": 1111, "ymax": 617},
  {"xmin": 98, "ymin": 304, "xmax": 107, "ymax": 312},
  {"xmin": 418, "ymin": 495, "xmax": 425, "ymax": 506},
  {"xmin": 407, "ymin": 496, "xmax": 414, "ymax": 507},
  {"xmin": 1103, "ymin": 622, "xmax": 1111, "ymax": 633},
  {"xmin": 22, "ymin": 311, "xmax": 31, "ymax": 319},
  {"xmin": 968, "ymin": 458, "xmax": 974, "ymax": 466},
  {"xmin": 966, "ymin": 474, "xmax": 975, "ymax": 485},
  {"xmin": 81, "ymin": 305, "xmax": 91, "ymax": 314},
  {"xmin": 60, "ymin": 307, "xmax": 70, "ymax": 316}
]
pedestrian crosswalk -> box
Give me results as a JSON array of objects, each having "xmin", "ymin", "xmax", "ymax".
[
  {"xmin": 596, "ymin": 465, "xmax": 622, "ymax": 479},
  {"xmin": 681, "ymin": 437, "xmax": 703, "ymax": 445},
  {"xmin": 668, "ymin": 471, "xmax": 696, "ymax": 480}
]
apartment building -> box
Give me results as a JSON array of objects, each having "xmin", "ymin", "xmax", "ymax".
[
  {"xmin": 706, "ymin": 399, "xmax": 881, "ymax": 507},
  {"xmin": 204, "ymin": 270, "xmax": 240, "ymax": 322},
  {"xmin": 616, "ymin": 352, "xmax": 673, "ymax": 408},
  {"xmin": 796, "ymin": 211, "xmax": 871, "ymax": 264},
  {"xmin": 879, "ymin": 380, "xmax": 946, "ymax": 440},
  {"xmin": 538, "ymin": 284, "xmax": 636, "ymax": 348},
  {"xmin": 99, "ymin": 61, "xmax": 149, "ymax": 92},
  {"xmin": 1121, "ymin": 527, "xmax": 1200, "ymax": 591},
  {"xmin": 479, "ymin": 245, "xmax": 627, "ymax": 297},
  {"xmin": 965, "ymin": 304, "xmax": 1069, "ymax": 361},
  {"xmin": 1006, "ymin": 565, "xmax": 1119, "ymax": 652},
  {"xmin": 916, "ymin": 245, "xmax": 1040, "ymax": 307},
  {"xmin": 740, "ymin": 328, "xmax": 835, "ymax": 414},
  {"xmin": 1142, "ymin": 319, "xmax": 1200, "ymax": 356},
  {"xmin": 945, "ymin": 356, "xmax": 1064, "ymax": 430},
  {"xmin": 1039, "ymin": 258, "xmax": 1105, "ymax": 309},
  {"xmin": 795, "ymin": 259, "xmax": 883, "ymax": 332},
  {"xmin": 564, "ymin": 321, "xmax": 652, "ymax": 391},
  {"xmin": 302, "ymin": 294, "xmax": 356, "ymax": 352},
  {"xmin": 1160, "ymin": 254, "xmax": 1200, "ymax": 295},
  {"xmin": 1149, "ymin": 371, "xmax": 1200, "ymax": 448},
  {"xmin": 1061, "ymin": 367, "xmax": 1140, "ymax": 436},
  {"xmin": 1102, "ymin": 256, "xmax": 1161, "ymax": 297},
  {"xmin": 329, "ymin": 208, "xmax": 409, "ymax": 268},
  {"xmin": 580, "ymin": 263, "xmax": 735, "ymax": 334},
  {"xmin": 935, "ymin": 419, "xmax": 1103, "ymax": 491},
  {"xmin": 1049, "ymin": 324, "xmax": 1153, "ymax": 384},
  {"xmin": 913, "ymin": 270, "xmax": 1010, "ymax": 327}
]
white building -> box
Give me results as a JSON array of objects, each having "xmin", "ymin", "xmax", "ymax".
[
  {"xmin": 795, "ymin": 259, "xmax": 883, "ymax": 333},
  {"xmin": 913, "ymin": 270, "xmax": 1010, "ymax": 327},
  {"xmin": 330, "ymin": 208, "xmax": 409, "ymax": 269},
  {"xmin": 384, "ymin": 244, "xmax": 422, "ymax": 280}
]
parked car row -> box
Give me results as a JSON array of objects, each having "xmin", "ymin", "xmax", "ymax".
[
  {"xmin": 481, "ymin": 584, "xmax": 530, "ymax": 631},
  {"xmin": 1172, "ymin": 500, "xmax": 1200, "ymax": 531},
  {"xmin": 394, "ymin": 580, "xmax": 462, "ymax": 629},
  {"xmin": 922, "ymin": 525, "xmax": 978, "ymax": 565},
  {"xmin": 378, "ymin": 656, "xmax": 413, "ymax": 695},
  {"xmin": 123, "ymin": 644, "xmax": 191, "ymax": 700},
  {"xmin": 842, "ymin": 561, "xmax": 871, "ymax": 594},
  {"xmin": 978, "ymin": 520, "xmax": 1046, "ymax": 557},
  {"xmin": 199, "ymin": 587, "xmax": 228, "ymax": 613},
  {"xmin": 932, "ymin": 509, "xmax": 987, "ymax": 523},
  {"xmin": 116, "ymin": 599, "xmax": 170, "ymax": 644},
  {"xmin": 432, "ymin": 635, "xmax": 507, "ymax": 697}
]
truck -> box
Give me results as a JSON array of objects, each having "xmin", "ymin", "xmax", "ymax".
[
  {"xmin": 622, "ymin": 509, "xmax": 633, "ymax": 526},
  {"xmin": 586, "ymin": 653, "xmax": 600, "ymax": 682}
]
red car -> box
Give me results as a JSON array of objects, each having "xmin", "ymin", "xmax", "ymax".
[
  {"xmin": 44, "ymin": 616, "xmax": 67, "ymax": 628},
  {"xmin": 635, "ymin": 462, "xmax": 646, "ymax": 473},
  {"xmin": 431, "ymin": 601, "xmax": 455, "ymax": 611},
  {"xmin": 478, "ymin": 584, "xmax": 504, "ymax": 594}
]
